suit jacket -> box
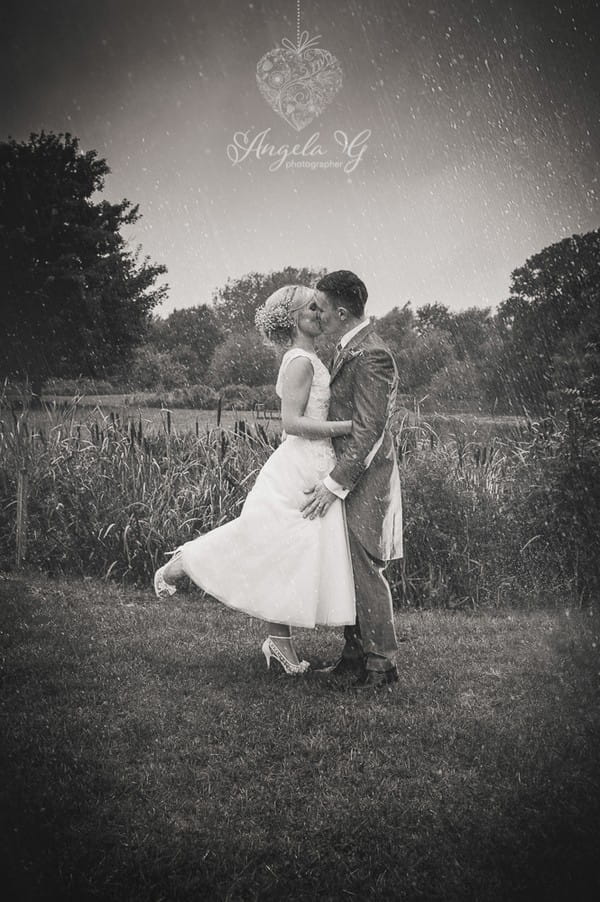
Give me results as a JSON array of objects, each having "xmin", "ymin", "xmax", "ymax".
[{"xmin": 329, "ymin": 323, "xmax": 403, "ymax": 562}]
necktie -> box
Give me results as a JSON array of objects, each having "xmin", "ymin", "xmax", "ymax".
[{"xmin": 332, "ymin": 341, "xmax": 343, "ymax": 369}]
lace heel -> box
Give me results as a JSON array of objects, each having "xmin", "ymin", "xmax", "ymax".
[
  {"xmin": 153, "ymin": 548, "xmax": 183, "ymax": 599},
  {"xmin": 261, "ymin": 636, "xmax": 310, "ymax": 676}
]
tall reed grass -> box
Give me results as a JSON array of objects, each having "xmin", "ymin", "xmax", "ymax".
[
  {"xmin": 1, "ymin": 398, "xmax": 598, "ymax": 608},
  {"xmin": 388, "ymin": 406, "xmax": 600, "ymax": 608},
  {"xmin": 0, "ymin": 403, "xmax": 273, "ymax": 581}
]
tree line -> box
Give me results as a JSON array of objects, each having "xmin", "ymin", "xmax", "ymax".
[{"xmin": 1, "ymin": 132, "xmax": 599, "ymax": 416}]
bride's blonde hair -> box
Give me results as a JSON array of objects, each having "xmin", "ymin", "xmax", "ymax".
[{"xmin": 255, "ymin": 285, "xmax": 314, "ymax": 346}]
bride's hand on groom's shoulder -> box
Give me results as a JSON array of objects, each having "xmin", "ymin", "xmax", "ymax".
[{"xmin": 301, "ymin": 482, "xmax": 336, "ymax": 520}]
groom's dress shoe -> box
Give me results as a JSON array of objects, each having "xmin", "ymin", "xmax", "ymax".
[
  {"xmin": 315, "ymin": 656, "xmax": 366, "ymax": 678},
  {"xmin": 353, "ymin": 667, "xmax": 399, "ymax": 691}
]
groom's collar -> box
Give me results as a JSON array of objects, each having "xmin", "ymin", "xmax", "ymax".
[
  {"xmin": 338, "ymin": 318, "xmax": 371, "ymax": 349},
  {"xmin": 330, "ymin": 318, "xmax": 375, "ymax": 381}
]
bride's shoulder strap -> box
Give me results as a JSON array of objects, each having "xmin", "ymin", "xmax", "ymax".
[
  {"xmin": 276, "ymin": 348, "xmax": 315, "ymax": 398},
  {"xmin": 282, "ymin": 347, "xmax": 316, "ymax": 366}
]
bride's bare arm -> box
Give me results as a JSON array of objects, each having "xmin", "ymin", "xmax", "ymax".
[{"xmin": 281, "ymin": 357, "xmax": 352, "ymax": 439}]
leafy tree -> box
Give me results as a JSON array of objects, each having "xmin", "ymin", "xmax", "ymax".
[
  {"xmin": 448, "ymin": 308, "xmax": 494, "ymax": 362},
  {"xmin": 124, "ymin": 346, "xmax": 188, "ymax": 391},
  {"xmin": 150, "ymin": 305, "xmax": 222, "ymax": 382},
  {"xmin": 376, "ymin": 304, "xmax": 417, "ymax": 358},
  {"xmin": 497, "ymin": 229, "xmax": 600, "ymax": 411},
  {"xmin": 428, "ymin": 358, "xmax": 486, "ymax": 410},
  {"xmin": 0, "ymin": 131, "xmax": 167, "ymax": 397},
  {"xmin": 416, "ymin": 302, "xmax": 453, "ymax": 336},
  {"xmin": 212, "ymin": 266, "xmax": 325, "ymax": 335},
  {"xmin": 393, "ymin": 328, "xmax": 456, "ymax": 397},
  {"xmin": 472, "ymin": 321, "xmax": 516, "ymax": 413},
  {"xmin": 377, "ymin": 304, "xmax": 504, "ymax": 412},
  {"xmin": 208, "ymin": 331, "xmax": 278, "ymax": 388}
]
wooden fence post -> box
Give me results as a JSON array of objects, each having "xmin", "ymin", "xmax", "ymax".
[{"xmin": 16, "ymin": 466, "xmax": 28, "ymax": 569}]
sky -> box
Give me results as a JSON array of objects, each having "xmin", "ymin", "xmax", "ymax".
[{"xmin": 1, "ymin": 0, "xmax": 599, "ymax": 318}]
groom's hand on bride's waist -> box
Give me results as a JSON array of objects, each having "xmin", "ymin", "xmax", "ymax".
[{"xmin": 302, "ymin": 482, "xmax": 337, "ymax": 519}]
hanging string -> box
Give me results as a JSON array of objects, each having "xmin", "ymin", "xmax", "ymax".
[{"xmin": 280, "ymin": 1, "xmax": 321, "ymax": 54}]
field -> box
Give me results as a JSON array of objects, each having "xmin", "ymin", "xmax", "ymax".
[
  {"xmin": 1, "ymin": 397, "xmax": 280, "ymax": 439},
  {"xmin": 1, "ymin": 574, "xmax": 599, "ymax": 901},
  {"xmin": 1, "ymin": 393, "xmax": 528, "ymax": 446}
]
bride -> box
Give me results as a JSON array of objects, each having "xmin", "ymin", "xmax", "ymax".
[{"xmin": 153, "ymin": 285, "xmax": 356, "ymax": 674}]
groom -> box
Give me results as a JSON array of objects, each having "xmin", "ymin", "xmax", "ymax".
[{"xmin": 302, "ymin": 271, "xmax": 403, "ymax": 690}]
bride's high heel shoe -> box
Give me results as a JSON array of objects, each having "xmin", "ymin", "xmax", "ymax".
[
  {"xmin": 262, "ymin": 636, "xmax": 310, "ymax": 675},
  {"xmin": 153, "ymin": 548, "xmax": 182, "ymax": 598}
]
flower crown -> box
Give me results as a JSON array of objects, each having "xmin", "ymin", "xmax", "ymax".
[{"xmin": 254, "ymin": 300, "xmax": 295, "ymax": 339}]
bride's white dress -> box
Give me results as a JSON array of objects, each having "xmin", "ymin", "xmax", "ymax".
[{"xmin": 179, "ymin": 348, "xmax": 356, "ymax": 627}]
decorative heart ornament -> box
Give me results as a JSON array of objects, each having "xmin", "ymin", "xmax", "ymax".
[{"xmin": 256, "ymin": 31, "xmax": 343, "ymax": 132}]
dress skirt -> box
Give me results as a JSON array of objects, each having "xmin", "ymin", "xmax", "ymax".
[{"xmin": 179, "ymin": 434, "xmax": 356, "ymax": 628}]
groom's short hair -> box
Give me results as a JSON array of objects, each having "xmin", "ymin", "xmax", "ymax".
[{"xmin": 316, "ymin": 271, "xmax": 368, "ymax": 319}]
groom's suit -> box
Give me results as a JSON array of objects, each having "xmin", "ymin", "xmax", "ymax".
[{"xmin": 327, "ymin": 322, "xmax": 403, "ymax": 672}]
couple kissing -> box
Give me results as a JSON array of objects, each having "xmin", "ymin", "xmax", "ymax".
[{"xmin": 154, "ymin": 271, "xmax": 403, "ymax": 692}]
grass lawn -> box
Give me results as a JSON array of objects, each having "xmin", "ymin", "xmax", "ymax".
[{"xmin": 1, "ymin": 575, "xmax": 599, "ymax": 901}]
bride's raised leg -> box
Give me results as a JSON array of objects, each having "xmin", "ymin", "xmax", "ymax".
[{"xmin": 154, "ymin": 548, "xmax": 186, "ymax": 598}]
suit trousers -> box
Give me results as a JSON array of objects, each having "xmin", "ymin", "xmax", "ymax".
[{"xmin": 342, "ymin": 527, "xmax": 398, "ymax": 672}]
